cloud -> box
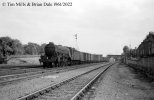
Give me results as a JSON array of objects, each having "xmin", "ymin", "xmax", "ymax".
[{"xmin": 0, "ymin": 0, "xmax": 154, "ymax": 56}]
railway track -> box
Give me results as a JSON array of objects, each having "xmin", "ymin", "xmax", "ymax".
[
  {"xmin": 16, "ymin": 62, "xmax": 114, "ymax": 100},
  {"xmin": 71, "ymin": 63, "xmax": 114, "ymax": 100},
  {"xmin": 0, "ymin": 70, "xmax": 53, "ymax": 85},
  {"xmin": 0, "ymin": 63, "xmax": 107, "ymax": 85},
  {"xmin": 0, "ymin": 66, "xmax": 42, "ymax": 76}
]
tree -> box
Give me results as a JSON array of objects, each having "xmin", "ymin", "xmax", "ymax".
[
  {"xmin": 0, "ymin": 36, "xmax": 46, "ymax": 56},
  {"xmin": 123, "ymin": 45, "xmax": 129, "ymax": 54},
  {"xmin": 11, "ymin": 39, "xmax": 24, "ymax": 55},
  {"xmin": 23, "ymin": 42, "xmax": 41, "ymax": 55},
  {"xmin": 0, "ymin": 37, "xmax": 14, "ymax": 55},
  {"xmin": 39, "ymin": 43, "xmax": 46, "ymax": 54},
  {"xmin": 122, "ymin": 45, "xmax": 130, "ymax": 63}
]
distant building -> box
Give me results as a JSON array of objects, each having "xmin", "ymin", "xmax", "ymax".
[
  {"xmin": 137, "ymin": 31, "xmax": 154, "ymax": 57},
  {"xmin": 109, "ymin": 57, "xmax": 115, "ymax": 62},
  {"xmin": 107, "ymin": 55, "xmax": 121, "ymax": 61}
]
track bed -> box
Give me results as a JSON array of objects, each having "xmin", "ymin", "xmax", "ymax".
[
  {"xmin": 0, "ymin": 63, "xmax": 104, "ymax": 86},
  {"xmin": 0, "ymin": 63, "xmax": 109, "ymax": 100},
  {"xmin": 32, "ymin": 65, "xmax": 109, "ymax": 100}
]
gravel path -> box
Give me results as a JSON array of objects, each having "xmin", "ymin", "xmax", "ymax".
[
  {"xmin": 92, "ymin": 63, "xmax": 154, "ymax": 100},
  {"xmin": 0, "ymin": 63, "xmax": 107, "ymax": 100}
]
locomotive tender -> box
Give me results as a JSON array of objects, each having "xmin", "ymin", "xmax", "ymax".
[{"xmin": 39, "ymin": 42, "xmax": 104, "ymax": 68}]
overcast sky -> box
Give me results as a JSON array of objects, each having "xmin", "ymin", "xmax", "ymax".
[{"xmin": 0, "ymin": 0, "xmax": 154, "ymax": 56}]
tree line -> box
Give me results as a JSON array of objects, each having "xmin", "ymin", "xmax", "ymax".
[{"xmin": 0, "ymin": 36, "xmax": 46, "ymax": 56}]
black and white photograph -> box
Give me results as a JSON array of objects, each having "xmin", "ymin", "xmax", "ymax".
[{"xmin": 0, "ymin": 0, "xmax": 154, "ymax": 100}]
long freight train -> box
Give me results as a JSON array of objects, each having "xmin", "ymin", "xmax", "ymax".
[{"xmin": 39, "ymin": 42, "xmax": 105, "ymax": 68}]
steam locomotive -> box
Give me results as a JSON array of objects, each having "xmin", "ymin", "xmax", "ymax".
[{"xmin": 39, "ymin": 42, "xmax": 105, "ymax": 68}]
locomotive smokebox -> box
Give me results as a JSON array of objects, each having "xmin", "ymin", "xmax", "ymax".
[{"xmin": 45, "ymin": 42, "xmax": 55, "ymax": 58}]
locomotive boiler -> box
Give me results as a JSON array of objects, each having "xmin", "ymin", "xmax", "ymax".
[{"xmin": 40, "ymin": 42, "xmax": 71, "ymax": 68}]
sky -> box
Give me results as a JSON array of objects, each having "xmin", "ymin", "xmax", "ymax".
[{"xmin": 0, "ymin": 0, "xmax": 154, "ymax": 56}]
